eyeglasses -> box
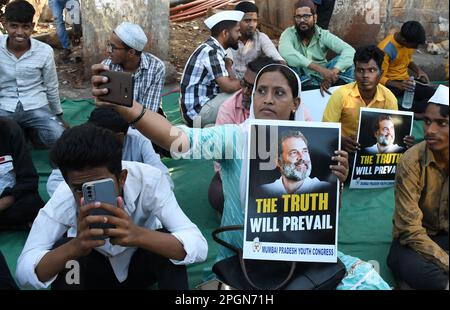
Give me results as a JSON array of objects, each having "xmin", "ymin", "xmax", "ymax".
[
  {"xmin": 294, "ymin": 14, "xmax": 313, "ymax": 21},
  {"xmin": 240, "ymin": 78, "xmax": 254, "ymax": 90},
  {"xmin": 106, "ymin": 42, "xmax": 127, "ymax": 53}
]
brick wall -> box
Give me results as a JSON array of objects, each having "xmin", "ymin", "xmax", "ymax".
[{"xmin": 256, "ymin": 0, "xmax": 449, "ymax": 45}]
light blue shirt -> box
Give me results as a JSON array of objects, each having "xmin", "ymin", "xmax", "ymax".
[{"xmin": 0, "ymin": 36, "xmax": 62, "ymax": 114}]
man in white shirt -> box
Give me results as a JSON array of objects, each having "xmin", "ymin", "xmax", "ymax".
[
  {"xmin": 260, "ymin": 130, "xmax": 331, "ymax": 196},
  {"xmin": 225, "ymin": 2, "xmax": 285, "ymax": 80},
  {"xmin": 16, "ymin": 124, "xmax": 207, "ymax": 289},
  {"xmin": 0, "ymin": 1, "xmax": 65, "ymax": 148},
  {"xmin": 364, "ymin": 115, "xmax": 405, "ymax": 154}
]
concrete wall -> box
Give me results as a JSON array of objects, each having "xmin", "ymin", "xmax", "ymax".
[
  {"xmin": 256, "ymin": 0, "xmax": 449, "ymax": 46},
  {"xmin": 81, "ymin": 0, "xmax": 170, "ymax": 73}
]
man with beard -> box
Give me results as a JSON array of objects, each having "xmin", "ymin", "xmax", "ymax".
[
  {"xmin": 279, "ymin": 0, "xmax": 355, "ymax": 96},
  {"xmin": 180, "ymin": 11, "xmax": 244, "ymax": 128},
  {"xmin": 260, "ymin": 130, "xmax": 330, "ymax": 196},
  {"xmin": 365, "ymin": 115, "xmax": 405, "ymax": 154},
  {"xmin": 387, "ymin": 85, "xmax": 449, "ymax": 290},
  {"xmin": 224, "ymin": 2, "xmax": 285, "ymax": 80}
]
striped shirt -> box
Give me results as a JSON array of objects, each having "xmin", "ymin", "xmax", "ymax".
[
  {"xmin": 180, "ymin": 37, "xmax": 229, "ymax": 122},
  {"xmin": 0, "ymin": 36, "xmax": 62, "ymax": 115},
  {"xmin": 102, "ymin": 52, "xmax": 166, "ymax": 112},
  {"xmin": 225, "ymin": 30, "xmax": 284, "ymax": 80}
]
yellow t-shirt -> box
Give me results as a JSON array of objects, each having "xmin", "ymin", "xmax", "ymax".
[
  {"xmin": 378, "ymin": 34, "xmax": 414, "ymax": 85},
  {"xmin": 322, "ymin": 82, "xmax": 398, "ymax": 138}
]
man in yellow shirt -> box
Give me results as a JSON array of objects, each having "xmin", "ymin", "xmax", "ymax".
[
  {"xmin": 378, "ymin": 21, "xmax": 436, "ymax": 118},
  {"xmin": 323, "ymin": 46, "xmax": 400, "ymax": 154}
]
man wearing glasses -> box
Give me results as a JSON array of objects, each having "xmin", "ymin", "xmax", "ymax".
[
  {"xmin": 224, "ymin": 2, "xmax": 285, "ymax": 80},
  {"xmin": 102, "ymin": 22, "xmax": 166, "ymax": 113},
  {"xmin": 279, "ymin": 0, "xmax": 355, "ymax": 96}
]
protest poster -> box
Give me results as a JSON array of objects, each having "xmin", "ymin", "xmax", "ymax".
[
  {"xmin": 243, "ymin": 120, "xmax": 341, "ymax": 263},
  {"xmin": 350, "ymin": 108, "xmax": 414, "ymax": 189}
]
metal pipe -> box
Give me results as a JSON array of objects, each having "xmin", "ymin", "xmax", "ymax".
[{"xmin": 170, "ymin": 0, "xmax": 195, "ymax": 8}]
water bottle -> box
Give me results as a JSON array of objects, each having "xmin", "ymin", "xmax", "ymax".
[{"xmin": 401, "ymin": 76, "xmax": 415, "ymax": 109}]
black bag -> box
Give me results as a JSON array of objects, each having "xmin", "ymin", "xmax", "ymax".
[{"xmin": 212, "ymin": 225, "xmax": 346, "ymax": 290}]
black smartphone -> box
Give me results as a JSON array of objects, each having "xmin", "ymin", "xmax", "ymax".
[
  {"xmin": 82, "ymin": 178, "xmax": 117, "ymax": 233},
  {"xmin": 98, "ymin": 70, "xmax": 134, "ymax": 107}
]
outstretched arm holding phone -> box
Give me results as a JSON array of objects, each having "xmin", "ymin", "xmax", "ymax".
[{"xmin": 92, "ymin": 64, "xmax": 189, "ymax": 154}]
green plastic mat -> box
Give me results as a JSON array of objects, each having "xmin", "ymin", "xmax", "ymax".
[{"xmin": 0, "ymin": 91, "xmax": 426, "ymax": 289}]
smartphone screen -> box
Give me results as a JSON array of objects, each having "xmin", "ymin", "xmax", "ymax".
[{"xmin": 82, "ymin": 178, "xmax": 117, "ymax": 232}]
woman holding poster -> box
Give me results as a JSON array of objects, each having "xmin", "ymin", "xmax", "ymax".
[{"xmin": 91, "ymin": 63, "xmax": 390, "ymax": 289}]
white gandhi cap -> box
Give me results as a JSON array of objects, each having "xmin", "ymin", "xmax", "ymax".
[
  {"xmin": 428, "ymin": 85, "xmax": 449, "ymax": 106},
  {"xmin": 204, "ymin": 10, "xmax": 245, "ymax": 30}
]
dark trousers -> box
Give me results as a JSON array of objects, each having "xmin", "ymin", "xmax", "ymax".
[
  {"xmin": 316, "ymin": 0, "xmax": 336, "ymax": 29},
  {"xmin": 51, "ymin": 237, "xmax": 188, "ymax": 290},
  {"xmin": 0, "ymin": 251, "xmax": 19, "ymax": 290},
  {"xmin": 387, "ymin": 233, "xmax": 449, "ymax": 290},
  {"xmin": 151, "ymin": 107, "xmax": 172, "ymax": 158},
  {"xmin": 387, "ymin": 83, "xmax": 436, "ymax": 114},
  {"xmin": 0, "ymin": 193, "xmax": 44, "ymax": 230}
]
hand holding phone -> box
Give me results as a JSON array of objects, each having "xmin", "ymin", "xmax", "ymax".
[{"xmin": 98, "ymin": 70, "xmax": 134, "ymax": 107}]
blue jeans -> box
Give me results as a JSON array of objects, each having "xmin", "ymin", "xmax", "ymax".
[
  {"xmin": 0, "ymin": 104, "xmax": 65, "ymax": 149},
  {"xmin": 292, "ymin": 57, "xmax": 355, "ymax": 88},
  {"xmin": 49, "ymin": 0, "xmax": 70, "ymax": 49}
]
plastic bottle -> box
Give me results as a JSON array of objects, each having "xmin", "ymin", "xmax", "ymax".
[{"xmin": 401, "ymin": 76, "xmax": 415, "ymax": 109}]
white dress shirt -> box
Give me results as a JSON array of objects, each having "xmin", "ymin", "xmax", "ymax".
[
  {"xmin": 0, "ymin": 36, "xmax": 62, "ymax": 115},
  {"xmin": 16, "ymin": 161, "xmax": 208, "ymax": 289}
]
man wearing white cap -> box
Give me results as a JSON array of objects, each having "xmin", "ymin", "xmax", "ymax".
[
  {"xmin": 102, "ymin": 22, "xmax": 166, "ymax": 113},
  {"xmin": 388, "ymin": 85, "xmax": 449, "ymax": 290},
  {"xmin": 180, "ymin": 10, "xmax": 244, "ymax": 127}
]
